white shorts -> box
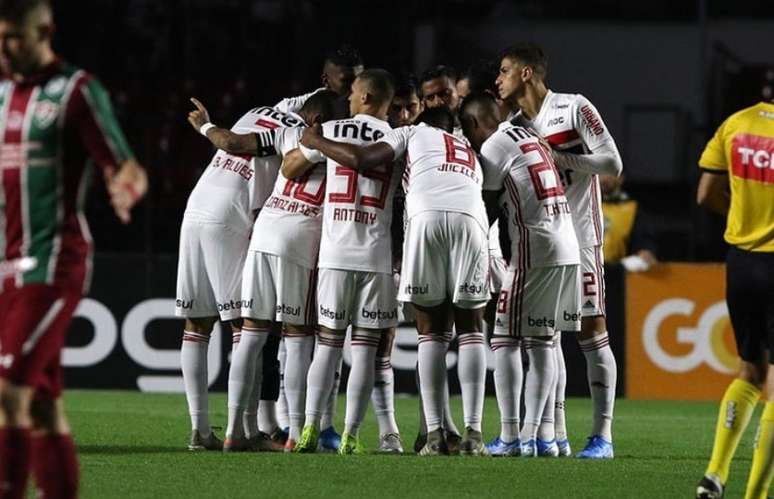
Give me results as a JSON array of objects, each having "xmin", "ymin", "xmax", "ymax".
[
  {"xmin": 489, "ymin": 255, "xmax": 509, "ymax": 295},
  {"xmin": 317, "ymin": 268, "xmax": 398, "ymax": 330},
  {"xmin": 241, "ymin": 251, "xmax": 317, "ymax": 326},
  {"xmin": 580, "ymin": 245, "xmax": 606, "ymax": 317},
  {"xmin": 175, "ymin": 219, "xmax": 249, "ymax": 321},
  {"xmin": 398, "ymin": 211, "xmax": 490, "ymax": 309},
  {"xmin": 494, "ymin": 264, "xmax": 581, "ymax": 337}
]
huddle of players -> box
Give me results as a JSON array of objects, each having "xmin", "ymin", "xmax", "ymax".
[{"xmin": 176, "ymin": 42, "xmax": 622, "ymax": 458}]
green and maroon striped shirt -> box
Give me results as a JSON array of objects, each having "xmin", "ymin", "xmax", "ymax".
[{"xmin": 0, "ymin": 59, "xmax": 133, "ymax": 293}]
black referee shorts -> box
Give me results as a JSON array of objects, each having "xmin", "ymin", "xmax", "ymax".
[{"xmin": 726, "ymin": 246, "xmax": 774, "ymax": 364}]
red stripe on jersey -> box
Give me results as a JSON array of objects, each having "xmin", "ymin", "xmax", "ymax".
[
  {"xmin": 543, "ymin": 129, "xmax": 580, "ymax": 147},
  {"xmin": 2, "ymin": 84, "xmax": 36, "ymax": 290},
  {"xmin": 255, "ymin": 119, "xmax": 279, "ymax": 130},
  {"xmin": 589, "ymin": 175, "xmax": 603, "ymax": 248}
]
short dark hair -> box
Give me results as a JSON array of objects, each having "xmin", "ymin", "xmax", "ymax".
[
  {"xmin": 419, "ymin": 65, "xmax": 458, "ymax": 87},
  {"xmin": 325, "ymin": 44, "xmax": 363, "ymax": 69},
  {"xmin": 0, "ymin": 0, "xmax": 50, "ymax": 23},
  {"xmin": 415, "ymin": 106, "xmax": 455, "ymax": 133},
  {"xmin": 393, "ymin": 73, "xmax": 418, "ymax": 100},
  {"xmin": 460, "ymin": 60, "xmax": 498, "ymax": 95},
  {"xmin": 357, "ymin": 68, "xmax": 395, "ymax": 106},
  {"xmin": 300, "ymin": 89, "xmax": 337, "ymax": 123},
  {"xmin": 459, "ymin": 91, "xmax": 499, "ymax": 126},
  {"xmin": 500, "ymin": 43, "xmax": 548, "ymax": 77}
]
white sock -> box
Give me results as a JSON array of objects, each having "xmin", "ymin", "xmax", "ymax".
[
  {"xmin": 345, "ymin": 329, "xmax": 381, "ymax": 436},
  {"xmin": 277, "ymin": 338, "xmax": 289, "ymax": 430},
  {"xmin": 580, "ymin": 332, "xmax": 617, "ymax": 441},
  {"xmin": 538, "ymin": 338, "xmax": 558, "ymax": 442},
  {"xmin": 243, "ymin": 353, "xmax": 262, "ymax": 439},
  {"xmin": 457, "ymin": 332, "xmax": 486, "ymax": 432},
  {"xmin": 304, "ymin": 331, "xmax": 344, "ymax": 429},
  {"xmin": 416, "ymin": 365, "xmax": 427, "ymax": 434},
  {"xmin": 491, "ymin": 335, "xmax": 522, "ymax": 443},
  {"xmin": 522, "ymin": 337, "xmax": 557, "ymax": 443},
  {"xmin": 321, "ymin": 355, "xmax": 343, "ymax": 430},
  {"xmin": 226, "ymin": 327, "xmax": 268, "ymax": 438},
  {"xmin": 284, "ymin": 334, "xmax": 315, "ymax": 441},
  {"xmin": 418, "ymin": 334, "xmax": 450, "ymax": 433},
  {"xmin": 181, "ymin": 331, "xmax": 211, "ymax": 436},
  {"xmin": 442, "ymin": 333, "xmax": 459, "ymax": 435},
  {"xmin": 554, "ymin": 332, "xmax": 568, "ymax": 442},
  {"xmin": 258, "ymin": 401, "xmax": 279, "ymax": 434},
  {"xmin": 372, "ymin": 356, "xmax": 399, "ymax": 436}
]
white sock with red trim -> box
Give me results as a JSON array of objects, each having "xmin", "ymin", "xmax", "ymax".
[
  {"xmin": 277, "ymin": 338, "xmax": 289, "ymax": 430},
  {"xmin": 522, "ymin": 337, "xmax": 556, "ymax": 443},
  {"xmin": 321, "ymin": 356, "xmax": 343, "ymax": 431},
  {"xmin": 538, "ymin": 338, "xmax": 558, "ymax": 441},
  {"xmin": 181, "ymin": 331, "xmax": 210, "ymax": 437},
  {"xmin": 284, "ymin": 334, "xmax": 315, "ymax": 441},
  {"xmin": 579, "ymin": 332, "xmax": 616, "ymax": 441},
  {"xmin": 458, "ymin": 332, "xmax": 486, "ymax": 432},
  {"xmin": 345, "ymin": 329, "xmax": 381, "ymax": 436},
  {"xmin": 418, "ymin": 334, "xmax": 450, "ymax": 433},
  {"xmin": 491, "ymin": 335, "xmax": 522, "ymax": 443},
  {"xmin": 372, "ymin": 356, "xmax": 399, "ymax": 436},
  {"xmin": 554, "ymin": 332, "xmax": 568, "ymax": 442},
  {"xmin": 304, "ymin": 331, "xmax": 344, "ymax": 429},
  {"xmin": 243, "ymin": 351, "xmax": 262, "ymax": 439},
  {"xmin": 226, "ymin": 327, "xmax": 268, "ymax": 438}
]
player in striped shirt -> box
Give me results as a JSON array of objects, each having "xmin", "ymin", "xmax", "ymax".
[
  {"xmin": 497, "ymin": 43, "xmax": 623, "ymax": 459},
  {"xmin": 0, "ymin": 1, "xmax": 147, "ymax": 497}
]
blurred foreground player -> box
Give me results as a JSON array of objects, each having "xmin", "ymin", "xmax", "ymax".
[
  {"xmin": 0, "ymin": 1, "xmax": 147, "ymax": 497},
  {"xmin": 695, "ymin": 98, "xmax": 774, "ymax": 499}
]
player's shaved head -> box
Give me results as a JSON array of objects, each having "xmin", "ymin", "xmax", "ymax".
[
  {"xmin": 299, "ymin": 89, "xmax": 337, "ymax": 125},
  {"xmin": 0, "ymin": 0, "xmax": 51, "ymax": 24},
  {"xmin": 415, "ymin": 106, "xmax": 454, "ymax": 134},
  {"xmin": 459, "ymin": 92, "xmax": 501, "ymax": 151},
  {"xmin": 356, "ymin": 68, "xmax": 395, "ymax": 107},
  {"xmin": 322, "ymin": 44, "xmax": 364, "ymax": 96}
]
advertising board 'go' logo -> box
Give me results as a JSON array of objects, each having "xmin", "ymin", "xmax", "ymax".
[{"xmin": 642, "ymin": 299, "xmax": 735, "ymax": 374}]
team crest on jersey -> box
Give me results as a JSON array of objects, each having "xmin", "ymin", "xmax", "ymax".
[
  {"xmin": 33, "ymin": 101, "xmax": 60, "ymax": 129},
  {"xmin": 44, "ymin": 76, "xmax": 67, "ymax": 97},
  {"xmin": 6, "ymin": 110, "xmax": 24, "ymax": 130}
]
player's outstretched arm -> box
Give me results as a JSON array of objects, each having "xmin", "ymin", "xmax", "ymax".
[
  {"xmin": 107, "ymin": 158, "xmax": 148, "ymax": 224},
  {"xmin": 188, "ymin": 97, "xmax": 258, "ymax": 155},
  {"xmin": 300, "ymin": 123, "xmax": 394, "ymax": 171},
  {"xmin": 552, "ymin": 141, "xmax": 623, "ymax": 177},
  {"xmin": 281, "ymin": 148, "xmax": 316, "ymax": 179}
]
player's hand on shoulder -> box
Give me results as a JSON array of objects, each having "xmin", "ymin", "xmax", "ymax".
[
  {"xmin": 300, "ymin": 122, "xmax": 322, "ymax": 148},
  {"xmin": 187, "ymin": 97, "xmax": 211, "ymax": 131},
  {"xmin": 107, "ymin": 159, "xmax": 148, "ymax": 224}
]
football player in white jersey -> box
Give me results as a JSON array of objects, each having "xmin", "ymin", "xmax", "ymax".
[
  {"xmin": 461, "ymin": 92, "xmax": 582, "ymax": 458},
  {"xmin": 177, "ymin": 96, "xmax": 312, "ymax": 451},
  {"xmin": 298, "ymin": 105, "xmax": 491, "ymax": 456},
  {"xmin": 280, "ymin": 69, "xmax": 402, "ymax": 454},
  {"xmin": 496, "ymin": 43, "xmax": 623, "ymax": 459},
  {"xmin": 186, "ymin": 92, "xmax": 336, "ymax": 452}
]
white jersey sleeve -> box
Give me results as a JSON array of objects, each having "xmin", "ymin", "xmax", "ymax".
[
  {"xmin": 571, "ymin": 94, "xmax": 617, "ymax": 153},
  {"xmin": 377, "ymin": 126, "xmax": 413, "ymax": 160},
  {"xmin": 480, "ymin": 138, "xmax": 510, "ymax": 191},
  {"xmin": 274, "ymin": 88, "xmax": 324, "ymax": 114}
]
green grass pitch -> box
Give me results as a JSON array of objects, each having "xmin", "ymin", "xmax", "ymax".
[{"xmin": 64, "ymin": 390, "xmax": 758, "ymax": 498}]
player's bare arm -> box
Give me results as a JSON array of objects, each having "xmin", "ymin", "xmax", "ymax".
[
  {"xmin": 482, "ymin": 189, "xmax": 503, "ymax": 227},
  {"xmin": 106, "ymin": 158, "xmax": 148, "ymax": 224},
  {"xmin": 188, "ymin": 97, "xmax": 258, "ymax": 155},
  {"xmin": 696, "ymin": 171, "xmax": 730, "ymax": 215},
  {"xmin": 300, "ymin": 123, "xmax": 394, "ymax": 171},
  {"xmin": 280, "ymin": 148, "xmax": 316, "ymax": 179},
  {"xmin": 552, "ymin": 142, "xmax": 623, "ymax": 177}
]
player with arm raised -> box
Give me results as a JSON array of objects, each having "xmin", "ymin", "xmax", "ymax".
[
  {"xmin": 460, "ymin": 92, "xmax": 581, "ymax": 457},
  {"xmin": 281, "ymin": 69, "xmax": 403, "ymax": 454},
  {"xmin": 295, "ymin": 105, "xmax": 490, "ymax": 456},
  {"xmin": 0, "ymin": 1, "xmax": 147, "ymax": 497},
  {"xmin": 496, "ymin": 43, "xmax": 622, "ymax": 459}
]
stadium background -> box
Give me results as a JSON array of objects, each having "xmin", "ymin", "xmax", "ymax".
[{"xmin": 51, "ymin": 1, "xmax": 774, "ymax": 400}]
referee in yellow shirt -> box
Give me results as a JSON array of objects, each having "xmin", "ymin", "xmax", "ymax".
[{"xmin": 696, "ymin": 98, "xmax": 774, "ymax": 499}]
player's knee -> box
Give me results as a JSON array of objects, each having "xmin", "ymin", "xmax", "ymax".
[
  {"xmin": 578, "ymin": 315, "xmax": 606, "ymax": 339},
  {"xmin": 452, "ymin": 304, "xmax": 485, "ymax": 332},
  {"xmin": 283, "ymin": 324, "xmax": 315, "ymax": 337},
  {"xmin": 376, "ymin": 328, "xmax": 396, "ymax": 357},
  {"xmin": 739, "ymin": 360, "xmax": 768, "ymax": 389},
  {"xmin": 0, "ymin": 385, "xmax": 33, "ymax": 426},
  {"xmin": 30, "ymin": 396, "xmax": 57, "ymax": 432},
  {"xmin": 185, "ymin": 317, "xmax": 217, "ymax": 334}
]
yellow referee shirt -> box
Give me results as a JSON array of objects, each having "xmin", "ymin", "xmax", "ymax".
[{"xmin": 699, "ymin": 101, "xmax": 774, "ymax": 252}]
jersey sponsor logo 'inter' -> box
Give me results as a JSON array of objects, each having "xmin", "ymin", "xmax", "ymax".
[{"xmin": 732, "ymin": 133, "xmax": 774, "ymax": 184}]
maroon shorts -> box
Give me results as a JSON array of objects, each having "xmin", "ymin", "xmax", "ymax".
[{"xmin": 0, "ymin": 284, "xmax": 81, "ymax": 398}]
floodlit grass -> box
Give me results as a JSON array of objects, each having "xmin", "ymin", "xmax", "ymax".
[{"xmin": 62, "ymin": 390, "xmax": 759, "ymax": 498}]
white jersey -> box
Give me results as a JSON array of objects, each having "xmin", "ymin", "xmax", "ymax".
[
  {"xmin": 514, "ymin": 90, "xmax": 620, "ymax": 249},
  {"xmin": 274, "ymin": 88, "xmax": 324, "ymax": 114},
  {"xmin": 481, "ymin": 121, "xmax": 580, "ymax": 269},
  {"xmin": 378, "ymin": 123, "xmax": 488, "ymax": 231},
  {"xmin": 184, "ymin": 106, "xmax": 304, "ymax": 233},
  {"xmin": 250, "ymin": 127, "xmax": 326, "ymax": 269},
  {"xmin": 301, "ymin": 114, "xmax": 400, "ymax": 274}
]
